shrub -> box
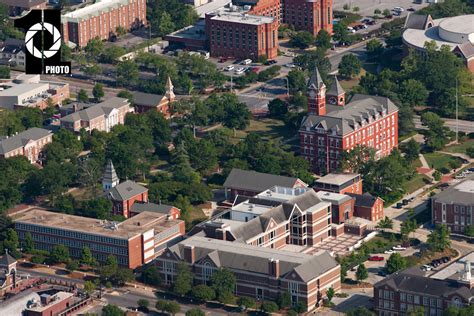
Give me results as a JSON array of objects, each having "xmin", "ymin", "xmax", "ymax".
[{"xmin": 261, "ymin": 301, "xmax": 279, "ymax": 314}]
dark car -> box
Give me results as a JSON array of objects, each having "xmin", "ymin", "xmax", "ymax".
[
  {"xmin": 396, "ymin": 202, "xmax": 403, "ymax": 209},
  {"xmin": 367, "ymin": 20, "xmax": 376, "ymax": 25},
  {"xmin": 264, "ymin": 60, "xmax": 277, "ymax": 65},
  {"xmin": 402, "ymin": 199, "xmax": 409, "ymax": 205},
  {"xmin": 369, "ymin": 256, "xmax": 384, "ymax": 261},
  {"xmin": 407, "ymin": 8, "xmax": 416, "ymax": 12}
]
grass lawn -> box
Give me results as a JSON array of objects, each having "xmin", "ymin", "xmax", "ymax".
[
  {"xmin": 411, "ymin": 158, "xmax": 422, "ymax": 169},
  {"xmin": 403, "ymin": 174, "xmax": 431, "ymax": 193},
  {"xmin": 443, "ymin": 138, "xmax": 474, "ymax": 155},
  {"xmin": 339, "ymin": 69, "xmax": 367, "ymax": 91},
  {"xmin": 398, "ymin": 131, "xmax": 417, "ymax": 142},
  {"xmin": 424, "ymin": 152, "xmax": 463, "ymax": 172},
  {"xmin": 68, "ymin": 186, "xmax": 98, "ymax": 201},
  {"xmin": 230, "ymin": 118, "xmax": 295, "ymax": 144}
]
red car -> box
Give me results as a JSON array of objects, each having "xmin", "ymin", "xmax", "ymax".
[{"xmin": 368, "ymin": 256, "xmax": 384, "ymax": 261}]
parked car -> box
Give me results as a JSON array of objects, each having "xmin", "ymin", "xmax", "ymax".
[
  {"xmin": 407, "ymin": 8, "xmax": 416, "ymax": 12},
  {"xmin": 285, "ymin": 63, "xmax": 296, "ymax": 68},
  {"xmin": 218, "ymin": 57, "xmax": 228, "ymax": 63},
  {"xmin": 235, "ymin": 67, "xmax": 245, "ymax": 75},
  {"xmin": 367, "ymin": 20, "xmax": 376, "ymax": 25},
  {"xmin": 284, "ymin": 51, "xmax": 296, "ymax": 57},
  {"xmin": 393, "ymin": 245, "xmax": 407, "ymax": 251},
  {"xmin": 241, "ymin": 59, "xmax": 252, "ymax": 65},
  {"xmin": 384, "ymin": 250, "xmax": 396, "ymax": 255},
  {"xmin": 368, "ymin": 256, "xmax": 385, "ymax": 261},
  {"xmin": 393, "ymin": 7, "xmax": 404, "ymax": 12},
  {"xmin": 225, "ymin": 65, "xmax": 235, "ymax": 71},
  {"xmin": 396, "ymin": 202, "xmax": 403, "ymax": 209},
  {"xmin": 251, "ymin": 66, "xmax": 260, "ymax": 73},
  {"xmin": 264, "ymin": 60, "xmax": 277, "ymax": 65},
  {"xmin": 421, "ymin": 265, "xmax": 432, "ymax": 271}
]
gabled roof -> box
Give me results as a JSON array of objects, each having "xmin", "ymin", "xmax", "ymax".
[
  {"xmin": 0, "ymin": 251, "xmax": 16, "ymax": 266},
  {"xmin": 131, "ymin": 202, "xmax": 175, "ymax": 215},
  {"xmin": 0, "ymin": 128, "xmax": 51, "ymax": 154},
  {"xmin": 300, "ymin": 94, "xmax": 398, "ymax": 136},
  {"xmin": 347, "ymin": 192, "xmax": 380, "ymax": 208},
  {"xmin": 132, "ymin": 91, "xmax": 165, "ymax": 107},
  {"xmin": 108, "ymin": 180, "xmax": 148, "ymax": 202},
  {"xmin": 327, "ymin": 76, "xmax": 345, "ymax": 96},
  {"xmin": 168, "ymin": 236, "xmax": 339, "ymax": 281},
  {"xmin": 307, "ymin": 67, "xmax": 325, "ymax": 90},
  {"xmin": 0, "ymin": 38, "xmax": 25, "ymax": 54},
  {"xmin": 223, "ymin": 168, "xmax": 304, "ymax": 192},
  {"xmin": 454, "ymin": 42, "xmax": 474, "ymax": 59},
  {"xmin": 61, "ymin": 97, "xmax": 129, "ymax": 123}
]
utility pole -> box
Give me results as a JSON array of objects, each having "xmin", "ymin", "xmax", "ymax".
[
  {"xmin": 230, "ymin": 73, "xmax": 233, "ymax": 93},
  {"xmin": 283, "ymin": 77, "xmax": 289, "ymax": 97}
]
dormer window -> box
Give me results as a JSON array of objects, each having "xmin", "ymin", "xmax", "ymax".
[{"xmin": 317, "ymin": 128, "xmax": 325, "ymax": 134}]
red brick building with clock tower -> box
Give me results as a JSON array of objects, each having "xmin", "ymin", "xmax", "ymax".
[{"xmin": 299, "ymin": 68, "xmax": 399, "ymax": 175}]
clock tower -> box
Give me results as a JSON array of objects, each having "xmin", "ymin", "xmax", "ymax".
[{"xmin": 307, "ymin": 67, "xmax": 326, "ymax": 116}]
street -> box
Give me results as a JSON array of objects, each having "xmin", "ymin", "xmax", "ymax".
[{"xmin": 414, "ymin": 115, "xmax": 474, "ymax": 134}]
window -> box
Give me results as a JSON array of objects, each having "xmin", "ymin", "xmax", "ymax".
[
  {"xmin": 414, "ymin": 295, "xmax": 420, "ymax": 304},
  {"xmin": 408, "ymin": 294, "xmax": 413, "ymax": 303},
  {"xmin": 400, "ymin": 303, "xmax": 407, "ymax": 312},
  {"xmin": 423, "ymin": 297, "xmax": 429, "ymax": 306},
  {"xmin": 401, "ymin": 292, "xmax": 406, "ymax": 302}
]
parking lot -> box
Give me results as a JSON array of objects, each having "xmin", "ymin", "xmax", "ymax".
[{"xmin": 333, "ymin": 0, "xmax": 428, "ymax": 17}]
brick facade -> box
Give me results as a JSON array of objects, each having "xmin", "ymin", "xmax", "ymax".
[
  {"xmin": 62, "ymin": 0, "xmax": 147, "ymax": 47},
  {"xmin": 283, "ymin": 0, "xmax": 333, "ymax": 36},
  {"xmin": 0, "ymin": 128, "xmax": 52, "ymax": 164}
]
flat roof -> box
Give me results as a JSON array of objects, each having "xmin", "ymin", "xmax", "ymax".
[
  {"xmin": 438, "ymin": 15, "xmax": 474, "ymax": 37},
  {"xmin": 26, "ymin": 292, "xmax": 73, "ymax": 312},
  {"xmin": 13, "ymin": 208, "xmax": 182, "ymax": 240},
  {"xmin": 165, "ymin": 19, "xmax": 207, "ymax": 41},
  {"xmin": 257, "ymin": 186, "xmax": 311, "ymax": 202},
  {"xmin": 209, "ymin": 10, "xmax": 274, "ymax": 25},
  {"xmin": 63, "ymin": 0, "xmax": 130, "ymax": 20},
  {"xmin": 195, "ymin": 0, "xmax": 232, "ymax": 18},
  {"xmin": 231, "ymin": 202, "xmax": 273, "ymax": 215},
  {"xmin": 0, "ymin": 83, "xmax": 49, "ymax": 97},
  {"xmin": 316, "ymin": 191, "xmax": 352, "ymax": 204},
  {"xmin": 315, "ymin": 173, "xmax": 360, "ymax": 186}
]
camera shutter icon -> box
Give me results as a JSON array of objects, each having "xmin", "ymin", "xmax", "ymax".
[{"xmin": 25, "ymin": 22, "xmax": 61, "ymax": 59}]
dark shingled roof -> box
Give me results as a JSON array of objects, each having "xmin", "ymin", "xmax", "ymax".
[
  {"xmin": 0, "ymin": 251, "xmax": 16, "ymax": 266},
  {"xmin": 327, "ymin": 76, "xmax": 345, "ymax": 97},
  {"xmin": 301, "ymin": 94, "xmax": 398, "ymax": 136},
  {"xmin": 132, "ymin": 91, "xmax": 164, "ymax": 107},
  {"xmin": 108, "ymin": 180, "xmax": 148, "ymax": 201},
  {"xmin": 131, "ymin": 202, "xmax": 175, "ymax": 215},
  {"xmin": 0, "ymin": 128, "xmax": 51, "ymax": 154},
  {"xmin": 307, "ymin": 67, "xmax": 325, "ymax": 90},
  {"xmin": 347, "ymin": 192, "xmax": 380, "ymax": 208},
  {"xmin": 168, "ymin": 235, "xmax": 339, "ymax": 282},
  {"xmin": 223, "ymin": 168, "xmax": 304, "ymax": 193},
  {"xmin": 375, "ymin": 270, "xmax": 474, "ymax": 301},
  {"xmin": 232, "ymin": 195, "xmax": 282, "ymax": 208},
  {"xmin": 455, "ymin": 42, "xmax": 474, "ymax": 59}
]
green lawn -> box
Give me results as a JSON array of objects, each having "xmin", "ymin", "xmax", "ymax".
[
  {"xmin": 230, "ymin": 118, "xmax": 295, "ymax": 143},
  {"xmin": 443, "ymin": 138, "xmax": 474, "ymax": 155},
  {"xmin": 403, "ymin": 174, "xmax": 431, "ymax": 193},
  {"xmin": 411, "ymin": 158, "xmax": 422, "ymax": 169},
  {"xmin": 424, "ymin": 152, "xmax": 463, "ymax": 172}
]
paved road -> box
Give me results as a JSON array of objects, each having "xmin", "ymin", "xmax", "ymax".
[
  {"xmin": 333, "ymin": 0, "xmax": 428, "ymax": 17},
  {"xmin": 414, "ymin": 115, "xmax": 474, "ymax": 134}
]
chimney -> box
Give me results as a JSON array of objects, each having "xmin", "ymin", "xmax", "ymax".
[
  {"xmin": 183, "ymin": 245, "xmax": 195, "ymax": 264},
  {"xmin": 216, "ymin": 228, "xmax": 227, "ymax": 241},
  {"xmin": 268, "ymin": 258, "xmax": 280, "ymax": 278}
]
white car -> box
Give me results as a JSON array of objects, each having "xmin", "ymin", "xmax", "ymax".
[
  {"xmin": 284, "ymin": 51, "xmax": 296, "ymax": 57},
  {"xmin": 234, "ymin": 67, "xmax": 245, "ymax": 75},
  {"xmin": 393, "ymin": 245, "xmax": 407, "ymax": 251},
  {"xmin": 347, "ymin": 27, "xmax": 356, "ymax": 33},
  {"xmin": 285, "ymin": 63, "xmax": 296, "ymax": 68},
  {"xmin": 225, "ymin": 65, "xmax": 235, "ymax": 71},
  {"xmin": 421, "ymin": 265, "xmax": 432, "ymax": 271},
  {"xmin": 384, "ymin": 250, "xmax": 396, "ymax": 255},
  {"xmin": 393, "ymin": 7, "xmax": 404, "ymax": 12},
  {"xmin": 241, "ymin": 59, "xmax": 252, "ymax": 65}
]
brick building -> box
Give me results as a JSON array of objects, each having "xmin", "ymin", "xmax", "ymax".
[
  {"xmin": 282, "ymin": 0, "xmax": 333, "ymax": 35},
  {"xmin": 313, "ymin": 173, "xmax": 362, "ymax": 194},
  {"xmin": 316, "ymin": 191, "xmax": 354, "ymax": 224},
  {"xmin": 132, "ymin": 77, "xmax": 175, "ymax": 118},
  {"xmin": 242, "ymin": 0, "xmax": 281, "ymax": 21},
  {"xmin": 205, "ymin": 8, "xmax": 279, "ymax": 59},
  {"xmin": 60, "ymin": 97, "xmax": 133, "ymax": 133},
  {"xmin": 62, "ymin": 0, "xmax": 147, "ymax": 48},
  {"xmin": 374, "ymin": 266, "xmax": 474, "ymax": 316},
  {"xmin": 156, "ymin": 235, "xmax": 340, "ymax": 311},
  {"xmin": 14, "ymin": 208, "xmax": 185, "ymax": 269},
  {"xmin": 0, "ymin": 128, "xmax": 52, "ymax": 163},
  {"xmin": 0, "ymin": 252, "xmax": 17, "ymax": 297},
  {"xmin": 431, "ymin": 175, "xmax": 474, "ymax": 234},
  {"xmin": 347, "ymin": 192, "xmax": 384, "ymax": 222},
  {"xmin": 223, "ymin": 168, "xmax": 307, "ymax": 200},
  {"xmin": 300, "ymin": 69, "xmax": 399, "ymax": 175},
  {"xmin": 24, "ymin": 292, "xmax": 74, "ymax": 316}
]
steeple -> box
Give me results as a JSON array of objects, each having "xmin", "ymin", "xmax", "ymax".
[
  {"xmin": 327, "ymin": 75, "xmax": 345, "ymax": 106},
  {"xmin": 102, "ymin": 160, "xmax": 119, "ymax": 191},
  {"xmin": 165, "ymin": 76, "xmax": 175, "ymax": 102},
  {"xmin": 307, "ymin": 67, "xmax": 326, "ymax": 116}
]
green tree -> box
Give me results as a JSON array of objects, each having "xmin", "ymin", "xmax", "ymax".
[
  {"xmin": 82, "ymin": 63, "xmax": 102, "ymax": 78},
  {"xmin": 155, "ymin": 299, "xmax": 168, "ymax": 313},
  {"xmin": 66, "ymin": 260, "xmax": 79, "ymax": 272},
  {"xmin": 83, "ymin": 280, "xmax": 96, "ymax": 295},
  {"xmin": 366, "ymin": 39, "xmax": 384, "ymax": 60},
  {"xmin": 326, "ymin": 287, "xmax": 335, "ymax": 303},
  {"xmin": 261, "ymin": 301, "xmax": 279, "ymax": 314},
  {"xmin": 117, "ymin": 90, "xmax": 134, "ymax": 103},
  {"xmin": 141, "ymin": 265, "xmax": 161, "ymax": 286},
  {"xmin": 376, "ymin": 216, "xmax": 394, "ymax": 232},
  {"xmin": 186, "ymin": 308, "xmax": 205, "ymax": 316},
  {"xmin": 339, "ymin": 145, "xmax": 375, "ymax": 173},
  {"xmin": 172, "ymin": 262, "xmax": 194, "ymax": 296},
  {"xmin": 403, "ymin": 139, "xmax": 420, "ymax": 163},
  {"xmin": 191, "ymin": 284, "xmax": 215, "ymax": 302},
  {"xmin": 338, "ymin": 54, "xmax": 362, "ymax": 78},
  {"xmin": 290, "ymin": 31, "xmax": 314, "ymax": 49},
  {"xmin": 92, "ymin": 83, "xmax": 105, "ymax": 102},
  {"xmin": 466, "ymin": 147, "xmax": 474, "ymax": 158},
  {"xmin": 3, "ymin": 228, "xmax": 19, "ymax": 253},
  {"xmin": 238, "ymin": 296, "xmax": 256, "ymax": 309},
  {"xmin": 23, "ymin": 232, "xmax": 35, "ymax": 253},
  {"xmin": 0, "ymin": 65, "xmax": 10, "ymax": 79},
  {"xmin": 85, "ymin": 37, "xmax": 105, "ymax": 61},
  {"xmin": 102, "ymin": 304, "xmax": 125, "ymax": 316},
  {"xmin": 158, "ymin": 12, "xmax": 176, "ymax": 36},
  {"xmin": 80, "ymin": 246, "xmax": 96, "ymax": 267},
  {"xmin": 137, "ymin": 299, "xmax": 150, "ymax": 311},
  {"xmin": 383, "ymin": 9, "xmax": 391, "ymax": 17},
  {"xmin": 276, "ymin": 291, "xmax": 291, "ymax": 309},
  {"xmin": 433, "ymin": 170, "xmax": 442, "ymax": 181},
  {"xmin": 287, "ymin": 69, "xmax": 307, "ymax": 94},
  {"xmin": 49, "ymin": 244, "xmax": 70, "ymax": 264},
  {"xmin": 398, "ymin": 79, "xmax": 429, "ymax": 107},
  {"xmin": 116, "ymin": 60, "xmax": 139, "ymax": 87},
  {"xmin": 77, "ymin": 89, "xmax": 89, "ymax": 103},
  {"xmin": 386, "ymin": 253, "xmax": 407, "ymax": 274},
  {"xmin": 409, "ymin": 307, "xmax": 425, "ymax": 316},
  {"xmin": 347, "ymin": 306, "xmax": 374, "ymax": 316},
  {"xmin": 315, "ymin": 29, "xmax": 331, "ymax": 50},
  {"xmin": 268, "ymin": 98, "xmax": 288, "ymax": 118},
  {"xmin": 211, "ymin": 268, "xmax": 236, "ymax": 304},
  {"xmin": 356, "ymin": 264, "xmax": 368, "ymax": 282},
  {"xmin": 465, "ymin": 225, "xmax": 474, "ymax": 237},
  {"xmin": 427, "ymin": 224, "xmax": 451, "ymax": 252},
  {"xmin": 421, "ymin": 112, "xmax": 451, "ymax": 151},
  {"xmin": 164, "ymin": 301, "xmax": 181, "ymax": 316}
]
